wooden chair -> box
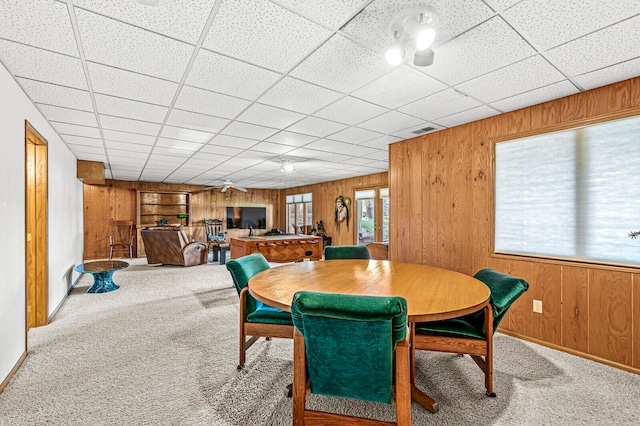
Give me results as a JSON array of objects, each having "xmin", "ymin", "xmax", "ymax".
[
  {"xmin": 205, "ymin": 218, "xmax": 230, "ymax": 264},
  {"xmin": 411, "ymin": 268, "xmax": 529, "ymax": 398},
  {"xmin": 109, "ymin": 220, "xmax": 134, "ymax": 260},
  {"xmin": 323, "ymin": 245, "xmax": 371, "ymax": 260},
  {"xmin": 226, "ymin": 253, "xmax": 293, "ymax": 369},
  {"xmin": 291, "ymin": 291, "xmax": 411, "ymax": 425}
]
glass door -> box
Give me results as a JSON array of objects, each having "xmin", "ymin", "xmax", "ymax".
[{"xmin": 355, "ymin": 187, "xmax": 389, "ymax": 245}]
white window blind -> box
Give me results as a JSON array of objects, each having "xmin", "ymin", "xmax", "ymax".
[{"xmin": 495, "ymin": 114, "xmax": 640, "ymax": 266}]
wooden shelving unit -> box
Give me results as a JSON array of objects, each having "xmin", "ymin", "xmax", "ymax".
[{"xmin": 136, "ymin": 191, "xmax": 192, "ymax": 257}]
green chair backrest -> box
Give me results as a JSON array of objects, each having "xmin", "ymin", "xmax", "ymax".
[
  {"xmin": 473, "ymin": 268, "xmax": 530, "ymax": 332},
  {"xmin": 291, "ymin": 291, "xmax": 407, "ymax": 404},
  {"xmin": 324, "ymin": 245, "xmax": 371, "ymax": 260},
  {"xmin": 226, "ymin": 253, "xmax": 270, "ymax": 315}
]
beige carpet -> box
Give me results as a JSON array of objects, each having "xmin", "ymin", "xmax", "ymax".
[{"xmin": 0, "ymin": 258, "xmax": 639, "ymax": 425}]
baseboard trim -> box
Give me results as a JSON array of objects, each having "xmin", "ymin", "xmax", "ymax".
[
  {"xmin": 48, "ymin": 273, "xmax": 82, "ymax": 323},
  {"xmin": 499, "ymin": 330, "xmax": 640, "ymax": 376},
  {"xmin": 0, "ymin": 351, "xmax": 27, "ymax": 395}
]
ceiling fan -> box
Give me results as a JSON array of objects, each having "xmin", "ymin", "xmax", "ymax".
[{"xmin": 220, "ymin": 180, "xmax": 247, "ymax": 193}]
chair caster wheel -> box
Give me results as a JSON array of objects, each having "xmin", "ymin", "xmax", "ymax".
[
  {"xmin": 266, "ymin": 337, "xmax": 272, "ymax": 341},
  {"xmin": 486, "ymin": 391, "xmax": 496, "ymax": 397},
  {"xmin": 285, "ymin": 384, "xmax": 293, "ymax": 398},
  {"xmin": 237, "ymin": 365, "xmax": 244, "ymax": 370}
]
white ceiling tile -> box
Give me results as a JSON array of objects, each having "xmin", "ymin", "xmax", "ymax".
[
  {"xmin": 61, "ymin": 135, "xmax": 103, "ymax": 147},
  {"xmin": 490, "ymin": 80, "xmax": 579, "ymax": 112},
  {"xmin": 399, "ymin": 88, "xmax": 482, "ymax": 121},
  {"xmin": 334, "ymin": 144, "xmax": 381, "ymax": 157},
  {"xmin": 146, "ymin": 154, "xmax": 186, "ymax": 165},
  {"xmin": 248, "ymin": 142, "xmax": 295, "ymax": 155},
  {"xmin": 37, "ymin": 104, "xmax": 98, "ymax": 127},
  {"xmin": 102, "ymin": 129, "xmax": 157, "ymax": 145},
  {"xmin": 161, "ymin": 126, "xmax": 214, "ymax": 144},
  {"xmin": 66, "ymin": 143, "xmax": 105, "ymax": 155},
  {"xmin": 221, "ymin": 122, "xmax": 279, "ymax": 140},
  {"xmin": 291, "ymin": 34, "xmax": 392, "ymax": 93},
  {"xmin": 456, "ymin": 55, "xmax": 566, "ymax": 103},
  {"xmin": 202, "ymin": 0, "xmax": 331, "ymax": 73},
  {"xmin": 340, "ymin": 156, "xmax": 378, "ymax": 166},
  {"xmin": 426, "ymin": 16, "xmax": 536, "ymax": 85},
  {"xmin": 95, "ymin": 94, "xmax": 168, "ymax": 123},
  {"xmin": 107, "ymin": 150, "xmax": 149, "ymax": 160},
  {"xmin": 75, "ymin": 8, "xmax": 193, "ymax": 81},
  {"xmin": 156, "ymin": 138, "xmax": 204, "ymax": 152},
  {"xmin": 187, "ymin": 49, "xmax": 281, "ymax": 100},
  {"xmin": 72, "ymin": 0, "xmax": 217, "ymax": 44},
  {"xmin": 434, "ymin": 105, "xmax": 501, "ymax": 128},
  {"xmin": 200, "ymin": 143, "xmax": 244, "ymax": 156},
  {"xmin": 0, "ymin": 0, "xmax": 78, "ymax": 56},
  {"xmin": 88, "ymin": 62, "xmax": 178, "ymax": 106},
  {"xmin": 0, "ymin": 40, "xmax": 87, "ymax": 90},
  {"xmin": 358, "ymin": 135, "xmax": 403, "ymax": 150},
  {"xmin": 151, "ymin": 147, "xmax": 195, "ymax": 158},
  {"xmin": 326, "ymin": 127, "xmax": 382, "ymax": 144},
  {"xmin": 111, "ymin": 171, "xmax": 142, "ymax": 180},
  {"xmin": 304, "ymin": 139, "xmax": 354, "ymax": 152},
  {"xmin": 313, "ymin": 151, "xmax": 354, "ymax": 162},
  {"xmin": 266, "ymin": 131, "xmax": 319, "ymax": 146},
  {"xmin": 209, "ymin": 135, "xmax": 257, "ymax": 150},
  {"xmin": 504, "ymin": 0, "xmax": 640, "ymax": 50},
  {"xmin": 237, "ymin": 103, "xmax": 305, "ymax": 129},
  {"xmin": 286, "ymin": 116, "xmax": 348, "ymax": 137},
  {"xmin": 545, "ymin": 15, "xmax": 640, "ymax": 77},
  {"xmin": 174, "ymin": 86, "xmax": 251, "ymax": 119},
  {"xmin": 314, "ymin": 96, "xmax": 388, "ymax": 125},
  {"xmin": 341, "ymin": 0, "xmax": 494, "ymax": 52},
  {"xmin": 100, "ymin": 115, "xmax": 161, "ymax": 136},
  {"xmin": 362, "ymin": 150, "xmax": 389, "ymax": 161},
  {"xmin": 483, "ymin": 0, "xmax": 522, "ymax": 12},
  {"xmin": 258, "ymin": 76, "xmax": 343, "ymax": 114},
  {"xmin": 277, "ymin": 0, "xmax": 368, "ymax": 28},
  {"xmin": 358, "ymin": 111, "xmax": 425, "ymax": 134},
  {"xmin": 105, "ymin": 140, "xmax": 152, "ymax": 154},
  {"xmin": 574, "ymin": 57, "xmax": 640, "ymax": 91},
  {"xmin": 283, "ymin": 147, "xmax": 325, "ymax": 159},
  {"xmin": 76, "ymin": 153, "xmax": 107, "ymax": 163},
  {"xmin": 166, "ymin": 109, "xmax": 230, "ymax": 134},
  {"xmin": 16, "ymin": 78, "xmax": 93, "ymax": 111},
  {"xmin": 52, "ymin": 122, "xmax": 101, "ymax": 138},
  {"xmin": 352, "ymin": 65, "xmax": 448, "ymax": 109}
]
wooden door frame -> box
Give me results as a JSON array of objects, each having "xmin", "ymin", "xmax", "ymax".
[{"xmin": 25, "ymin": 120, "xmax": 48, "ymax": 332}]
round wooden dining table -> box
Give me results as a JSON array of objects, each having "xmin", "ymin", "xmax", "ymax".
[{"xmin": 248, "ymin": 259, "xmax": 491, "ymax": 413}]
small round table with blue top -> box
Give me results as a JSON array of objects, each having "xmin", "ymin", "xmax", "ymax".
[{"xmin": 75, "ymin": 260, "xmax": 129, "ymax": 293}]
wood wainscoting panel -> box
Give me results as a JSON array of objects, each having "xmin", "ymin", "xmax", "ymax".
[
  {"xmin": 589, "ymin": 269, "xmax": 632, "ymax": 365},
  {"xmin": 470, "ymin": 118, "xmax": 491, "ymax": 273},
  {"xmin": 422, "ymin": 136, "xmax": 437, "ymax": 266},
  {"xmin": 435, "ymin": 131, "xmax": 451, "ymax": 270},
  {"xmin": 561, "ymin": 265, "xmax": 589, "ymax": 354},
  {"xmin": 449, "ymin": 125, "xmax": 473, "ymax": 276},
  {"xmin": 532, "ymin": 263, "xmax": 562, "ymax": 345},
  {"xmin": 507, "ymin": 260, "xmax": 533, "ymax": 337},
  {"xmin": 633, "ymin": 274, "xmax": 640, "ymax": 369}
]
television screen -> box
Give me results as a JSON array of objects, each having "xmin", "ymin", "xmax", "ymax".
[{"xmin": 226, "ymin": 206, "xmax": 267, "ymax": 229}]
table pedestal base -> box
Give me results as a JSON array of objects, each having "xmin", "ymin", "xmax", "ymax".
[{"xmin": 87, "ymin": 270, "xmax": 120, "ymax": 293}]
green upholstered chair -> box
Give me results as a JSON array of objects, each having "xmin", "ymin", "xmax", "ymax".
[
  {"xmin": 323, "ymin": 245, "xmax": 371, "ymax": 260},
  {"xmin": 411, "ymin": 268, "xmax": 529, "ymax": 397},
  {"xmin": 291, "ymin": 291, "xmax": 411, "ymax": 426},
  {"xmin": 226, "ymin": 254, "xmax": 293, "ymax": 369}
]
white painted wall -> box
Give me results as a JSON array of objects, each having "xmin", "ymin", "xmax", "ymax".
[{"xmin": 0, "ymin": 63, "xmax": 84, "ymax": 385}]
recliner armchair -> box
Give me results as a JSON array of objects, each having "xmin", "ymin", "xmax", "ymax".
[{"xmin": 141, "ymin": 226, "xmax": 207, "ymax": 266}]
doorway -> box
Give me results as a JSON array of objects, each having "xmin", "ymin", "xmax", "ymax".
[
  {"xmin": 25, "ymin": 121, "xmax": 48, "ymax": 329},
  {"xmin": 354, "ymin": 187, "xmax": 389, "ymax": 245}
]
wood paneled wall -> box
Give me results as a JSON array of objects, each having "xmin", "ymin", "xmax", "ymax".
[
  {"xmin": 389, "ymin": 77, "xmax": 640, "ymax": 372},
  {"xmin": 281, "ymin": 172, "xmax": 388, "ymax": 247},
  {"xmin": 83, "ymin": 180, "xmax": 279, "ymax": 260}
]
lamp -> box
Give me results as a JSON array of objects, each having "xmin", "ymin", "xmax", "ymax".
[
  {"xmin": 384, "ymin": 6, "xmax": 438, "ymax": 67},
  {"xmin": 280, "ymin": 160, "xmax": 295, "ymax": 173}
]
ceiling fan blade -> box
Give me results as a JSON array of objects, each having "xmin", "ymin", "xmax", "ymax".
[
  {"xmin": 221, "ymin": 186, "xmax": 228, "ymax": 192},
  {"xmin": 234, "ymin": 185, "xmax": 248, "ymax": 192}
]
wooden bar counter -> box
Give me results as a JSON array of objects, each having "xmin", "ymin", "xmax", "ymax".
[{"xmin": 230, "ymin": 235, "xmax": 322, "ymax": 263}]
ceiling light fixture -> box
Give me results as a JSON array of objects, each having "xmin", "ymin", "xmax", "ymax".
[
  {"xmin": 384, "ymin": 5, "xmax": 438, "ymax": 67},
  {"xmin": 280, "ymin": 160, "xmax": 295, "ymax": 173}
]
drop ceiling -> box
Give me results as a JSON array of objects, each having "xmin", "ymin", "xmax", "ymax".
[{"xmin": 1, "ymin": 0, "xmax": 639, "ymax": 189}]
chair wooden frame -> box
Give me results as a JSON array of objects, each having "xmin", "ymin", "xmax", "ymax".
[
  {"xmin": 410, "ymin": 304, "xmax": 495, "ymax": 401},
  {"xmin": 109, "ymin": 220, "xmax": 134, "ymax": 260},
  {"xmin": 293, "ymin": 328, "xmax": 411, "ymax": 426},
  {"xmin": 237, "ymin": 287, "xmax": 293, "ymax": 369}
]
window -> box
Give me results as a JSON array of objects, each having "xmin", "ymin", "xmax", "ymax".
[
  {"xmin": 355, "ymin": 187, "xmax": 389, "ymax": 245},
  {"xmin": 494, "ymin": 114, "xmax": 640, "ymax": 267},
  {"xmin": 286, "ymin": 193, "xmax": 312, "ymax": 234}
]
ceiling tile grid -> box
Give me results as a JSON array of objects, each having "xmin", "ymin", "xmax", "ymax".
[{"xmin": 1, "ymin": 0, "xmax": 639, "ymax": 188}]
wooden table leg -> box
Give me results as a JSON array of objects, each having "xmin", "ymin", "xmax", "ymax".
[{"xmin": 409, "ymin": 322, "xmax": 440, "ymax": 413}]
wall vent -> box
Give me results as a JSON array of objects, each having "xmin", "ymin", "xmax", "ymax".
[{"xmin": 411, "ymin": 126, "xmax": 436, "ymax": 135}]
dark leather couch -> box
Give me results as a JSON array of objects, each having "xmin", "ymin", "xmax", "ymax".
[{"xmin": 141, "ymin": 226, "xmax": 207, "ymax": 266}]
